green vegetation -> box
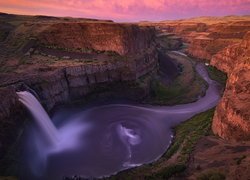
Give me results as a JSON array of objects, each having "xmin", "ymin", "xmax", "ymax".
[
  {"xmin": 145, "ymin": 51, "xmax": 208, "ymax": 105},
  {"xmin": 147, "ymin": 164, "xmax": 186, "ymax": 179},
  {"xmin": 166, "ymin": 108, "xmax": 214, "ymax": 163},
  {"xmin": 152, "ymin": 80, "xmax": 182, "ymax": 100},
  {"xmin": 207, "ymin": 65, "xmax": 227, "ymax": 86},
  {"xmin": 0, "ymin": 66, "xmax": 16, "ymax": 73},
  {"xmin": 43, "ymin": 44, "xmax": 123, "ymax": 60},
  {"xmin": 197, "ymin": 170, "xmax": 226, "ymax": 180},
  {"xmin": 149, "ymin": 69, "xmax": 207, "ymax": 105},
  {"xmin": 108, "ymin": 109, "xmax": 215, "ymax": 179},
  {"xmin": 156, "ymin": 35, "xmax": 182, "ymax": 51}
]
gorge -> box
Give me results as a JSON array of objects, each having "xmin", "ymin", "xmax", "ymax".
[
  {"xmin": 17, "ymin": 62, "xmax": 220, "ymax": 179},
  {"xmin": 0, "ymin": 13, "xmax": 249, "ymax": 180}
]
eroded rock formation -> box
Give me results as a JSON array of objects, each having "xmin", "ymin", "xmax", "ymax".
[
  {"xmin": 39, "ymin": 22, "xmax": 155, "ymax": 56},
  {"xmin": 144, "ymin": 17, "xmax": 250, "ymax": 61},
  {"xmin": 150, "ymin": 17, "xmax": 250, "ymax": 141},
  {"xmin": 211, "ymin": 32, "xmax": 250, "ymax": 141}
]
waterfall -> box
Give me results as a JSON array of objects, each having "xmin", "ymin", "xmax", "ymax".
[{"xmin": 17, "ymin": 91, "xmax": 59, "ymax": 145}]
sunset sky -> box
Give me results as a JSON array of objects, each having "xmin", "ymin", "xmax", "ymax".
[{"xmin": 0, "ymin": 0, "xmax": 250, "ymax": 22}]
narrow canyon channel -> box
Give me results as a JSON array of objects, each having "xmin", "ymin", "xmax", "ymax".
[{"xmin": 18, "ymin": 53, "xmax": 221, "ymax": 180}]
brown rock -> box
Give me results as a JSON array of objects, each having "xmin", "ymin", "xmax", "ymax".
[
  {"xmin": 39, "ymin": 22, "xmax": 155, "ymax": 56},
  {"xmin": 212, "ymin": 32, "xmax": 250, "ymax": 141}
]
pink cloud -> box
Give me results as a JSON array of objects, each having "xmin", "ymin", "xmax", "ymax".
[{"xmin": 0, "ymin": 0, "xmax": 249, "ymax": 21}]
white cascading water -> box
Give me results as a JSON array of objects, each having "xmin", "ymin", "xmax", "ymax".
[
  {"xmin": 17, "ymin": 91, "xmax": 88, "ymax": 150},
  {"xmin": 17, "ymin": 91, "xmax": 93, "ymax": 178},
  {"xmin": 17, "ymin": 91, "xmax": 59, "ymax": 145}
]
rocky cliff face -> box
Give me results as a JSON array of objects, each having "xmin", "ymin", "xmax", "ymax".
[
  {"xmin": 187, "ymin": 37, "xmax": 213, "ymax": 60},
  {"xmin": 211, "ymin": 32, "xmax": 250, "ymax": 141},
  {"xmin": 0, "ymin": 87, "xmax": 25, "ymax": 160},
  {"xmin": 149, "ymin": 18, "xmax": 250, "ymax": 61},
  {"xmin": 0, "ymin": 19, "xmax": 158, "ymax": 107},
  {"xmin": 150, "ymin": 18, "xmax": 250, "ymax": 141},
  {"xmin": 0, "ymin": 19, "xmax": 159, "ymax": 167},
  {"xmin": 39, "ymin": 22, "xmax": 155, "ymax": 55}
]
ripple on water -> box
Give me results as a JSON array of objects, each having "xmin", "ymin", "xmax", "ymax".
[
  {"xmin": 21, "ymin": 64, "xmax": 221, "ymax": 179},
  {"xmin": 22, "ymin": 105, "xmax": 173, "ymax": 179}
]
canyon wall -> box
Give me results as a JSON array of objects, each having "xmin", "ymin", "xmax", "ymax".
[
  {"xmin": 148, "ymin": 18, "xmax": 250, "ymax": 61},
  {"xmin": 150, "ymin": 18, "xmax": 250, "ymax": 141},
  {"xmin": 0, "ymin": 87, "xmax": 25, "ymax": 161},
  {"xmin": 211, "ymin": 32, "xmax": 250, "ymax": 141},
  {"xmin": 0, "ymin": 21, "xmax": 159, "ymax": 166},
  {"xmin": 39, "ymin": 22, "xmax": 155, "ymax": 55},
  {"xmin": 0, "ymin": 21, "xmax": 158, "ymax": 108},
  {"xmin": 30, "ymin": 50, "xmax": 157, "ymax": 110},
  {"xmin": 187, "ymin": 37, "xmax": 213, "ymax": 60}
]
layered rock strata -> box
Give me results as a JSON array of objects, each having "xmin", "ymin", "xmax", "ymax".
[
  {"xmin": 0, "ymin": 20, "xmax": 159, "ymax": 165},
  {"xmin": 39, "ymin": 22, "xmax": 155, "ymax": 56},
  {"xmin": 147, "ymin": 17, "xmax": 250, "ymax": 61},
  {"xmin": 211, "ymin": 32, "xmax": 250, "ymax": 141},
  {"xmin": 152, "ymin": 18, "xmax": 250, "ymax": 141}
]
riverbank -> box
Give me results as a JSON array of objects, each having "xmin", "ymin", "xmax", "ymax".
[
  {"xmin": 106, "ymin": 109, "xmax": 215, "ymax": 180},
  {"xmin": 104, "ymin": 55, "xmax": 225, "ymax": 179},
  {"xmin": 145, "ymin": 51, "xmax": 208, "ymax": 105},
  {"xmin": 104, "ymin": 55, "xmax": 235, "ymax": 179}
]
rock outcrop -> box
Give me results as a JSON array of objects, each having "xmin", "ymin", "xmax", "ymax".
[
  {"xmin": 156, "ymin": 33, "xmax": 183, "ymax": 51},
  {"xmin": 211, "ymin": 32, "xmax": 250, "ymax": 141},
  {"xmin": 39, "ymin": 22, "xmax": 155, "ymax": 56},
  {"xmin": 145, "ymin": 17, "xmax": 250, "ymax": 61},
  {"xmin": 187, "ymin": 37, "xmax": 213, "ymax": 60}
]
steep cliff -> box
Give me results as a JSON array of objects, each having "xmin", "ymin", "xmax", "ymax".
[
  {"xmin": 148, "ymin": 18, "xmax": 250, "ymax": 141},
  {"xmin": 187, "ymin": 37, "xmax": 213, "ymax": 60},
  {"xmin": 147, "ymin": 17, "xmax": 250, "ymax": 61},
  {"xmin": 0, "ymin": 17, "xmax": 158, "ymax": 107},
  {"xmin": 0, "ymin": 87, "xmax": 25, "ymax": 160},
  {"xmin": 211, "ymin": 32, "xmax": 250, "ymax": 141},
  {"xmin": 0, "ymin": 17, "xmax": 159, "ymax": 169},
  {"xmin": 39, "ymin": 22, "xmax": 155, "ymax": 55}
]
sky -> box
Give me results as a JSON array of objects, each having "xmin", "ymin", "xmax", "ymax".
[{"xmin": 0, "ymin": 0, "xmax": 250, "ymax": 22}]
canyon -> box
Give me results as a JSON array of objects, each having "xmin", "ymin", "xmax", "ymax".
[
  {"xmin": 145, "ymin": 16, "xmax": 250, "ymax": 179},
  {"xmin": 211, "ymin": 32, "xmax": 250, "ymax": 141},
  {"xmin": 0, "ymin": 13, "xmax": 250, "ymax": 179},
  {"xmin": 141, "ymin": 16, "xmax": 250, "ymax": 141},
  {"xmin": 0, "ymin": 15, "xmax": 160, "ymax": 167}
]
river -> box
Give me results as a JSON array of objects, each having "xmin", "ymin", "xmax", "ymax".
[{"xmin": 20, "ymin": 55, "xmax": 221, "ymax": 180}]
